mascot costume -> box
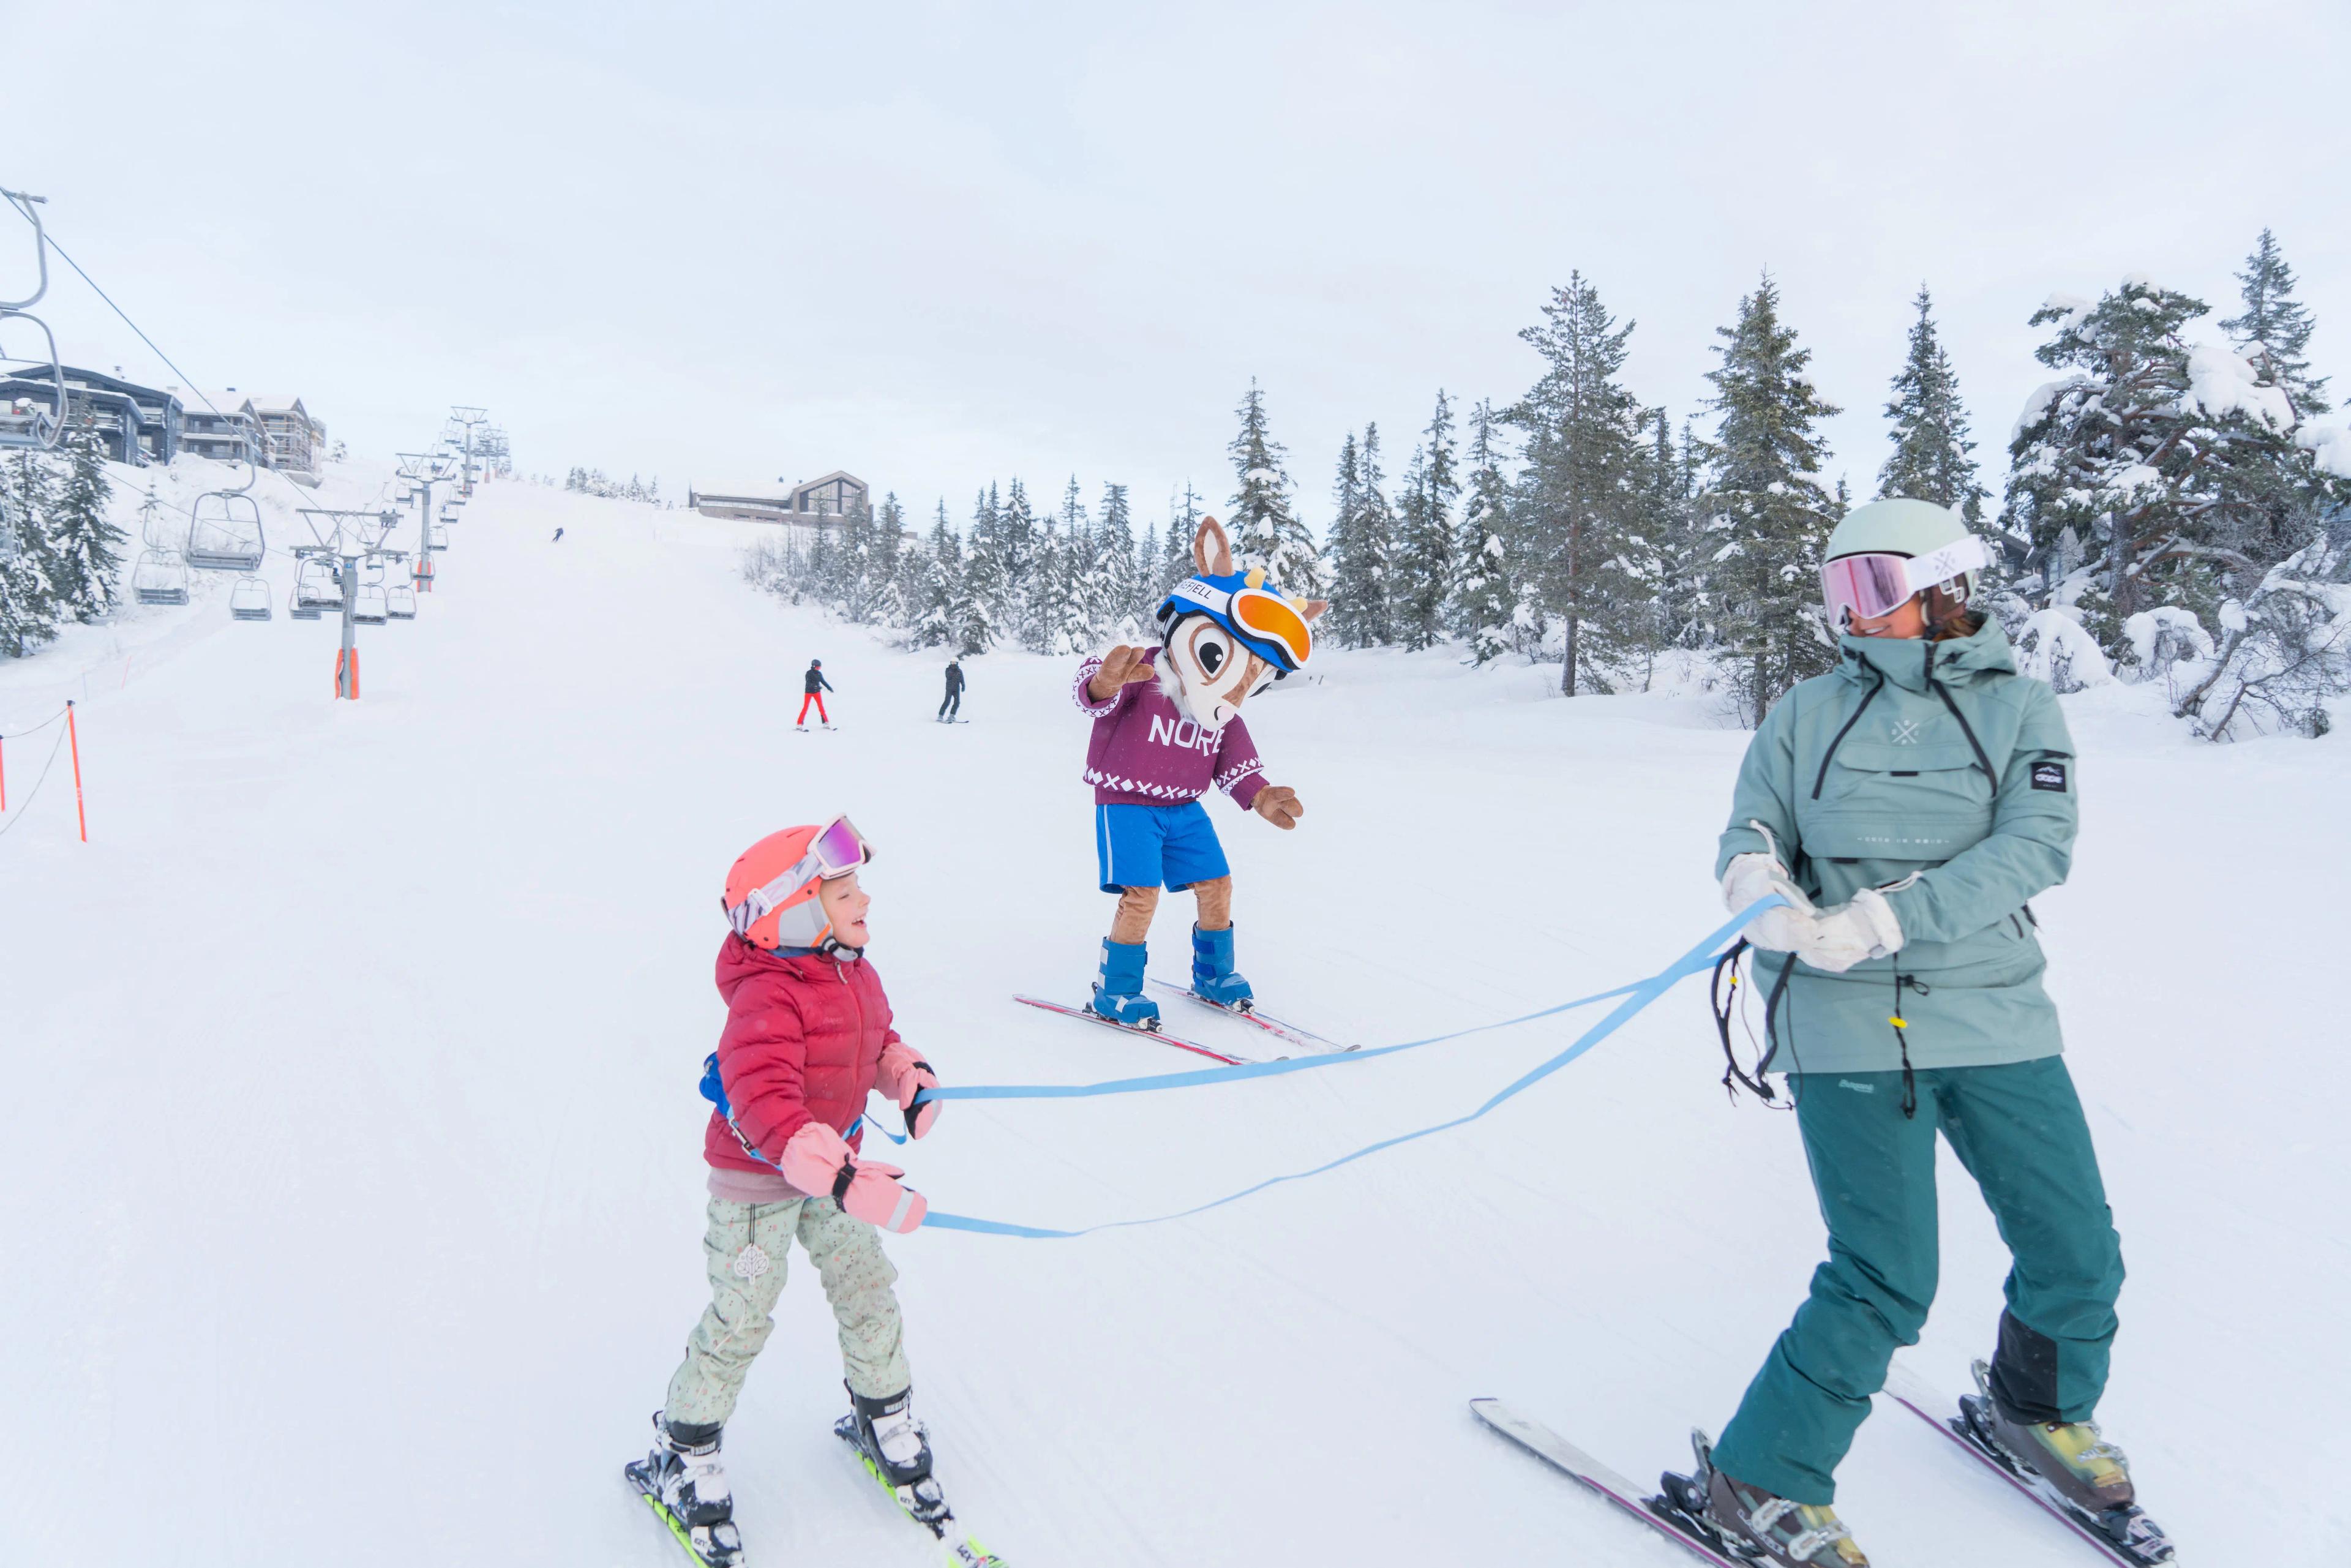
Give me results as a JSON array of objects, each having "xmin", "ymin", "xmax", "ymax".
[{"xmin": 1071, "ymin": 516, "xmax": 1326, "ymax": 1027}]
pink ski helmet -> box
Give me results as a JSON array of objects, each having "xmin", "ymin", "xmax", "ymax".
[{"xmin": 722, "ymin": 816, "xmax": 873, "ymax": 951}]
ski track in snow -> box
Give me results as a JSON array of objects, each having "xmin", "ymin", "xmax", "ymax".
[{"xmin": 2, "ymin": 472, "xmax": 2345, "ymax": 1566}]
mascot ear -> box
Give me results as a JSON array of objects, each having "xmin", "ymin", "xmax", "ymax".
[
  {"xmin": 1194, "ymin": 516, "xmax": 1235, "ymax": 577},
  {"xmin": 1299, "ymin": 599, "xmax": 1329, "ymax": 623}
]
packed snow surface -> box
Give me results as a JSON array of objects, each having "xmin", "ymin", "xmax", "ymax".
[{"xmin": 3, "ymin": 478, "xmax": 2346, "ymax": 1565}]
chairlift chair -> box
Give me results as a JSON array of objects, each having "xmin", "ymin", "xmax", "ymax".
[
  {"xmin": 386, "ymin": 582, "xmax": 417, "ymax": 620},
  {"xmin": 354, "ymin": 585, "xmax": 389, "ymax": 626},
  {"xmin": 132, "ymin": 549, "xmax": 190, "ymax": 606},
  {"xmin": 187, "ymin": 459, "xmax": 265, "ymax": 571},
  {"xmin": 429, "ymin": 523, "xmax": 449, "ymax": 552},
  {"xmin": 293, "ymin": 555, "xmax": 343, "ymax": 618},
  {"xmin": 0, "ymin": 189, "xmax": 67, "ymax": 452},
  {"xmin": 230, "ymin": 574, "xmax": 272, "ymax": 621}
]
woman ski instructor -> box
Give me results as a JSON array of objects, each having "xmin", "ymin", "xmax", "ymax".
[{"xmin": 1681, "ymin": 499, "xmax": 2170, "ymax": 1567}]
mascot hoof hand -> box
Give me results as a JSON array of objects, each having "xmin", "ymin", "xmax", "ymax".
[
  {"xmin": 1253, "ymin": 786, "xmax": 1303, "ymax": 830},
  {"xmin": 1088, "ymin": 644, "xmax": 1160, "ymax": 702}
]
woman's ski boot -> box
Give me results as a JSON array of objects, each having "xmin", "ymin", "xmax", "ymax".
[
  {"xmin": 1656, "ymin": 1430, "xmax": 1868, "ymax": 1566},
  {"xmin": 624, "ymin": 1412, "xmax": 744, "ymax": 1568},
  {"xmin": 1957, "ymin": 1360, "xmax": 2175, "ymax": 1562}
]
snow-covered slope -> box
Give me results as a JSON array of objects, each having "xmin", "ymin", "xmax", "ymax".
[{"xmin": 2, "ymin": 478, "xmax": 2343, "ymax": 1566}]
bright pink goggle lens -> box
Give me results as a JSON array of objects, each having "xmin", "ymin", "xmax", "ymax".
[
  {"xmin": 808, "ymin": 815, "xmax": 870, "ymax": 877},
  {"xmin": 1821, "ymin": 553, "xmax": 1916, "ymax": 628}
]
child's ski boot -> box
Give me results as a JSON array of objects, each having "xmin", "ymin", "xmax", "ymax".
[
  {"xmin": 624, "ymin": 1412, "xmax": 743, "ymax": 1568},
  {"xmin": 1091, "ymin": 938, "xmax": 1160, "ymax": 1027},
  {"xmin": 834, "ymin": 1385, "xmax": 953, "ymax": 1529},
  {"xmin": 1190, "ymin": 923, "xmax": 1253, "ymax": 1008}
]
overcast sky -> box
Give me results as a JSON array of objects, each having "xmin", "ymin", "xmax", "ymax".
[{"xmin": 9, "ymin": 1, "xmax": 2347, "ymax": 533}]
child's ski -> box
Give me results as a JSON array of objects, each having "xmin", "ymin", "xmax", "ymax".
[
  {"xmin": 1880, "ymin": 1359, "xmax": 2176, "ymax": 1565},
  {"xmin": 1146, "ymin": 978, "xmax": 1356, "ymax": 1054},
  {"xmin": 833, "ymin": 1416, "xmax": 1008, "ymax": 1567},
  {"xmin": 1013, "ymin": 994, "xmax": 1251, "ymax": 1065},
  {"xmin": 622, "ymin": 1464, "xmax": 743, "ymax": 1568},
  {"xmin": 1468, "ymin": 1399, "xmax": 1744, "ymax": 1566}
]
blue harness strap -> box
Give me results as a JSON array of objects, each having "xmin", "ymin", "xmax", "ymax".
[{"xmin": 918, "ymin": 901, "xmax": 1777, "ymax": 1238}]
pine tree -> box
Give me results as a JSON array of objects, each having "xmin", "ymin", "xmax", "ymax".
[
  {"xmin": 1225, "ymin": 380, "xmax": 1324, "ymax": 593},
  {"xmin": 43, "ymin": 423, "xmax": 124, "ymax": 621},
  {"xmin": 1648, "ymin": 410, "xmax": 1708, "ymax": 650},
  {"xmin": 2001, "ymin": 274, "xmax": 2345, "ymax": 659},
  {"xmin": 1097, "ymin": 482, "xmax": 1141, "ymax": 637},
  {"xmin": 958, "ymin": 486, "xmax": 1004, "ymax": 651},
  {"xmin": 1389, "ymin": 391, "xmax": 1460, "ymax": 650},
  {"xmin": 912, "ymin": 501, "xmax": 962, "ymax": 650},
  {"xmin": 872, "ymin": 492, "xmax": 907, "ymax": 625},
  {"xmin": 2221, "ymin": 228, "xmax": 2330, "ymax": 418},
  {"xmin": 0, "ymin": 451, "xmax": 62, "ymax": 657},
  {"xmin": 1878, "ymin": 287, "xmax": 1988, "ymax": 525},
  {"xmin": 1161, "ymin": 482, "xmax": 1201, "ymax": 594},
  {"xmin": 1700, "ymin": 274, "xmax": 1843, "ymax": 723},
  {"xmin": 1509, "ymin": 272, "xmax": 1652, "ymax": 694},
  {"xmin": 1454, "ymin": 399, "xmax": 1521, "ymax": 664},
  {"xmin": 1321, "ymin": 430, "xmax": 1379, "ymax": 648}
]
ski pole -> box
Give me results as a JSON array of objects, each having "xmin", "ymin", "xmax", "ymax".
[{"xmin": 66, "ymin": 700, "xmax": 86, "ymax": 842}]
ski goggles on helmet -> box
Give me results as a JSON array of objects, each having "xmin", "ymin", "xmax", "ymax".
[
  {"xmin": 1158, "ymin": 573, "xmax": 1314, "ymax": 673},
  {"xmin": 1820, "ymin": 535, "xmax": 1991, "ymax": 629},
  {"xmin": 726, "ymin": 815, "xmax": 872, "ymax": 938}
]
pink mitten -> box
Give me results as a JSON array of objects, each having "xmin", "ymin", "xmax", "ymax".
[
  {"xmin": 777, "ymin": 1122, "xmax": 926, "ymax": 1234},
  {"xmin": 876, "ymin": 1041, "xmax": 942, "ymax": 1139}
]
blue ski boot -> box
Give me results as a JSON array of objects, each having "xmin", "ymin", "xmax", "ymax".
[
  {"xmin": 1191, "ymin": 924, "xmax": 1253, "ymax": 1008},
  {"xmin": 1091, "ymin": 939, "xmax": 1160, "ymax": 1027}
]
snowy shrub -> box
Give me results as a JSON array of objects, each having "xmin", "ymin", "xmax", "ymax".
[
  {"xmin": 2011, "ymin": 607, "xmax": 2113, "ymax": 694},
  {"xmin": 2170, "ymin": 544, "xmax": 2351, "ymax": 740},
  {"xmin": 2120, "ymin": 606, "xmax": 2214, "ymax": 692}
]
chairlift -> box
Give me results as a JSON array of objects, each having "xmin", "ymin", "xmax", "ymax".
[
  {"xmin": 386, "ymin": 582, "xmax": 418, "ymax": 620},
  {"xmin": 293, "ymin": 555, "xmax": 343, "ymax": 618},
  {"xmin": 187, "ymin": 457, "xmax": 265, "ymax": 571},
  {"xmin": 429, "ymin": 523, "xmax": 449, "ymax": 552},
  {"xmin": 0, "ymin": 189, "xmax": 67, "ymax": 452},
  {"xmin": 354, "ymin": 585, "xmax": 389, "ymax": 625},
  {"xmin": 230, "ymin": 574, "xmax": 272, "ymax": 621},
  {"xmin": 133, "ymin": 549, "xmax": 190, "ymax": 606}
]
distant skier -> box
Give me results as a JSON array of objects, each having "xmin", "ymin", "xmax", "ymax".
[
  {"xmin": 552, "ymin": 527, "xmax": 564, "ymax": 542},
  {"xmin": 798, "ymin": 659, "xmax": 833, "ymax": 729},
  {"xmin": 1667, "ymin": 500, "xmax": 2164, "ymax": 1567},
  {"xmin": 937, "ymin": 658, "xmax": 964, "ymax": 721},
  {"xmin": 626, "ymin": 818, "xmax": 948, "ymax": 1568}
]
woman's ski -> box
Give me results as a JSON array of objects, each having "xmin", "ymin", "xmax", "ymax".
[
  {"xmin": 1468, "ymin": 1399, "xmax": 1745, "ymax": 1566},
  {"xmin": 1879, "ymin": 1360, "xmax": 2176, "ymax": 1565}
]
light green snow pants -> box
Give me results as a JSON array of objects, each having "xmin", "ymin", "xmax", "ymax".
[{"xmin": 663, "ymin": 1196, "xmax": 911, "ymax": 1428}]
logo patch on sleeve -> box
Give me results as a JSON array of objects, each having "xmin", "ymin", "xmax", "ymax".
[{"xmin": 2030, "ymin": 760, "xmax": 2068, "ymax": 793}]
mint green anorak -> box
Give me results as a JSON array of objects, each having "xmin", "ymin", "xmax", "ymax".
[{"xmin": 1716, "ymin": 621, "xmax": 2079, "ymax": 1075}]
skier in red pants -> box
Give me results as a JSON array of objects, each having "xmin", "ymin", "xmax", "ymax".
[{"xmin": 797, "ymin": 659, "xmax": 834, "ymax": 729}]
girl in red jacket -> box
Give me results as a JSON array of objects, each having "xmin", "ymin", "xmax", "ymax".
[{"xmin": 626, "ymin": 817, "xmax": 943, "ymax": 1568}]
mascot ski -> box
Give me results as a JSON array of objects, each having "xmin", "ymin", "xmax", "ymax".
[{"xmin": 1073, "ymin": 516, "xmax": 1325, "ymax": 1028}]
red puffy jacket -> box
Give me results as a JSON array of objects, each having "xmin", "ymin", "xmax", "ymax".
[{"xmin": 702, "ymin": 936, "xmax": 900, "ymax": 1176}]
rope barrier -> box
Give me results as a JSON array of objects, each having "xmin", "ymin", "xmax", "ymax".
[{"xmin": 917, "ymin": 899, "xmax": 1780, "ymax": 1239}]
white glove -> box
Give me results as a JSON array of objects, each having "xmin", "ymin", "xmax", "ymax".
[
  {"xmin": 1721, "ymin": 853, "xmax": 1815, "ymax": 952},
  {"xmin": 1794, "ymin": 888, "xmax": 1905, "ymax": 973}
]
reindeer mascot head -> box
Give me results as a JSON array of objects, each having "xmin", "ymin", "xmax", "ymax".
[{"xmin": 1070, "ymin": 517, "xmax": 1327, "ymax": 1027}]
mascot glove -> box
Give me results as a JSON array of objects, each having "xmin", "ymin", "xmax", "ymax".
[
  {"xmin": 1253, "ymin": 784, "xmax": 1303, "ymax": 830},
  {"xmin": 1721, "ymin": 852, "xmax": 1815, "ymax": 952},
  {"xmin": 1087, "ymin": 644, "xmax": 1159, "ymax": 702},
  {"xmin": 876, "ymin": 1041, "xmax": 942, "ymax": 1138},
  {"xmin": 778, "ymin": 1122, "xmax": 928, "ymax": 1232},
  {"xmin": 1794, "ymin": 888, "xmax": 1905, "ymax": 975}
]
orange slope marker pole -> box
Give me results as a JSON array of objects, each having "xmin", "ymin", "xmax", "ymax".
[{"xmin": 66, "ymin": 700, "xmax": 87, "ymax": 842}]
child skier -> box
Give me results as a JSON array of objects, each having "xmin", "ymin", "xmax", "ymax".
[
  {"xmin": 627, "ymin": 817, "xmax": 943, "ymax": 1568},
  {"xmin": 798, "ymin": 659, "xmax": 834, "ymax": 729},
  {"xmin": 1074, "ymin": 516, "xmax": 1324, "ymax": 1026}
]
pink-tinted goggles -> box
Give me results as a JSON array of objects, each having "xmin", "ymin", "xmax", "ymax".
[
  {"xmin": 1820, "ymin": 537, "xmax": 1990, "ymax": 629},
  {"xmin": 730, "ymin": 816, "xmax": 872, "ymax": 935}
]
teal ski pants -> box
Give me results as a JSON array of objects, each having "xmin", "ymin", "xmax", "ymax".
[{"xmin": 1709, "ymin": 1056, "xmax": 2124, "ymax": 1504}]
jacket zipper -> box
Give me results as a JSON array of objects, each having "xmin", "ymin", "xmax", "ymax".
[{"xmin": 1812, "ymin": 671, "xmax": 1888, "ymax": 800}]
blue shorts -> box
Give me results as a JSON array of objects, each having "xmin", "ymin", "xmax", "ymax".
[{"xmin": 1095, "ymin": 800, "xmax": 1229, "ymax": 893}]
